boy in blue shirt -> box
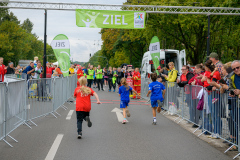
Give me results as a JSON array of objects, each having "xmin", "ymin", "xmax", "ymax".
[
  {"xmin": 147, "ymin": 73, "xmax": 166, "ymax": 125},
  {"xmin": 119, "ymin": 78, "xmax": 139, "ymax": 124}
]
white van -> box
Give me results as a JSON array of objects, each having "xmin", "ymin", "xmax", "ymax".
[{"xmin": 141, "ymin": 49, "xmax": 186, "ymax": 78}]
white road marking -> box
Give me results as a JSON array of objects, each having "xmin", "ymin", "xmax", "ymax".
[
  {"xmin": 45, "ymin": 134, "xmax": 64, "ymax": 160},
  {"xmin": 111, "ymin": 108, "xmax": 128, "ymax": 122},
  {"xmin": 66, "ymin": 110, "xmax": 74, "ymax": 120}
]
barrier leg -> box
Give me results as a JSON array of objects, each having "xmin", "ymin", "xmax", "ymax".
[
  {"xmin": 224, "ymin": 144, "xmax": 235, "ymax": 153},
  {"xmin": 233, "ymin": 152, "xmax": 240, "ymax": 159},
  {"xmin": 23, "ymin": 121, "xmax": 32, "ymax": 129},
  {"xmin": 174, "ymin": 116, "xmax": 180, "ymax": 122},
  {"xmin": 28, "ymin": 120, "xmax": 37, "ymax": 126},
  {"xmin": 3, "ymin": 139, "xmax": 13, "ymax": 147},
  {"xmin": 178, "ymin": 118, "xmax": 184, "ymax": 124},
  {"xmin": 50, "ymin": 112, "xmax": 57, "ymax": 118},
  {"xmin": 8, "ymin": 135, "xmax": 18, "ymax": 142},
  {"xmin": 54, "ymin": 111, "xmax": 61, "ymax": 116},
  {"xmin": 198, "ymin": 130, "xmax": 205, "ymax": 137},
  {"xmin": 193, "ymin": 126, "xmax": 200, "ymax": 133},
  {"xmin": 61, "ymin": 105, "xmax": 68, "ymax": 110}
]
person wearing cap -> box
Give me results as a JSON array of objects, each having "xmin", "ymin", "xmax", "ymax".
[
  {"xmin": 6, "ymin": 62, "xmax": 15, "ymax": 74},
  {"xmin": 208, "ymin": 52, "xmax": 223, "ymax": 77}
]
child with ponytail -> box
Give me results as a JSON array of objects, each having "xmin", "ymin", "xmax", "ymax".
[
  {"xmin": 73, "ymin": 77, "xmax": 101, "ymax": 139},
  {"xmin": 119, "ymin": 78, "xmax": 139, "ymax": 124}
]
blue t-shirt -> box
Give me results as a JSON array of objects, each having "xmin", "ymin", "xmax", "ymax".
[
  {"xmin": 234, "ymin": 74, "xmax": 240, "ymax": 89},
  {"xmin": 23, "ymin": 65, "xmax": 33, "ymax": 74},
  {"xmin": 149, "ymin": 81, "xmax": 165, "ymax": 101},
  {"xmin": 119, "ymin": 85, "xmax": 133, "ymax": 101}
]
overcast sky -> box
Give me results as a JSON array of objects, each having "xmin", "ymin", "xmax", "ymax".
[{"xmin": 10, "ymin": 0, "xmax": 126, "ymax": 62}]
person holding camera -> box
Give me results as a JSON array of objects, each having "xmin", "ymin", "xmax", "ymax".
[{"xmin": 23, "ymin": 62, "xmax": 35, "ymax": 80}]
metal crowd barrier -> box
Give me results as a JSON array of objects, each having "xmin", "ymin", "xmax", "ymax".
[
  {"xmin": 0, "ymin": 74, "xmax": 77, "ymax": 147},
  {"xmin": 160, "ymin": 81, "xmax": 240, "ymax": 159},
  {"xmin": 0, "ymin": 80, "xmax": 29, "ymax": 147},
  {"xmin": 5, "ymin": 73, "xmax": 27, "ymax": 81},
  {"xmin": 141, "ymin": 76, "xmax": 152, "ymax": 100}
]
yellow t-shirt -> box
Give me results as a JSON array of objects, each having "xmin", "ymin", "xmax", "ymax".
[{"xmin": 69, "ymin": 68, "xmax": 74, "ymax": 74}]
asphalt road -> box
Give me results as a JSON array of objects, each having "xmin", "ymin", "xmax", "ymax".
[{"xmin": 0, "ymin": 86, "xmax": 232, "ymax": 160}]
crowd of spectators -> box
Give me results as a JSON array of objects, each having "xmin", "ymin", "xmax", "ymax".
[{"xmin": 156, "ymin": 52, "xmax": 240, "ymax": 151}]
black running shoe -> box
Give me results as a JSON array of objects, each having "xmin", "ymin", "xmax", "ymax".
[
  {"xmin": 86, "ymin": 116, "xmax": 92, "ymax": 127},
  {"xmin": 78, "ymin": 132, "xmax": 82, "ymax": 139}
]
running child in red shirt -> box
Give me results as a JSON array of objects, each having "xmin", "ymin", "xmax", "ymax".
[{"xmin": 73, "ymin": 77, "xmax": 101, "ymax": 139}]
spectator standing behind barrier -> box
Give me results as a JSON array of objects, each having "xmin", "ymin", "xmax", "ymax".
[
  {"xmin": 96, "ymin": 65, "xmax": 104, "ymax": 91},
  {"xmin": 162, "ymin": 62, "xmax": 178, "ymax": 82},
  {"xmin": 208, "ymin": 52, "xmax": 223, "ymax": 77},
  {"xmin": 0, "ymin": 57, "xmax": 7, "ymax": 82},
  {"xmin": 46, "ymin": 62, "xmax": 54, "ymax": 78},
  {"xmin": 33, "ymin": 56, "xmax": 38, "ymax": 68},
  {"xmin": 177, "ymin": 65, "xmax": 194, "ymax": 124},
  {"xmin": 188, "ymin": 64, "xmax": 205, "ymax": 128},
  {"xmin": 157, "ymin": 66, "xmax": 168, "ymax": 85},
  {"xmin": 23, "ymin": 62, "xmax": 35, "ymax": 80},
  {"xmin": 202, "ymin": 60, "xmax": 221, "ymax": 139},
  {"xmin": 208, "ymin": 62, "xmax": 236, "ymax": 146},
  {"xmin": 86, "ymin": 65, "xmax": 94, "ymax": 88},
  {"xmin": 15, "ymin": 65, "xmax": 23, "ymax": 78},
  {"xmin": 54, "ymin": 65, "xmax": 63, "ymax": 77},
  {"xmin": 69, "ymin": 65, "xmax": 75, "ymax": 74},
  {"xmin": 6, "ymin": 62, "xmax": 15, "ymax": 74},
  {"xmin": 32, "ymin": 62, "xmax": 42, "ymax": 79},
  {"xmin": 229, "ymin": 60, "xmax": 240, "ymax": 151}
]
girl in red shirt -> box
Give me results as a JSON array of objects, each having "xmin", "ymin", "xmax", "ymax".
[{"xmin": 73, "ymin": 77, "xmax": 101, "ymax": 139}]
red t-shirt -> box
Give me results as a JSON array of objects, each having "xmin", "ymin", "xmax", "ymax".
[
  {"xmin": 203, "ymin": 71, "xmax": 211, "ymax": 88},
  {"xmin": 74, "ymin": 86, "xmax": 95, "ymax": 112},
  {"xmin": 212, "ymin": 71, "xmax": 221, "ymax": 82}
]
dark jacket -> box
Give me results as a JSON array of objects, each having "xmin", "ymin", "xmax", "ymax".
[
  {"xmin": 107, "ymin": 70, "xmax": 113, "ymax": 79},
  {"xmin": 178, "ymin": 72, "xmax": 194, "ymax": 87},
  {"xmin": 6, "ymin": 67, "xmax": 15, "ymax": 74},
  {"xmin": 117, "ymin": 71, "xmax": 124, "ymax": 85}
]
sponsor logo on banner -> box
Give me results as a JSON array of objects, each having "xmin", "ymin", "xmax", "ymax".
[{"xmin": 134, "ymin": 12, "xmax": 145, "ymax": 28}]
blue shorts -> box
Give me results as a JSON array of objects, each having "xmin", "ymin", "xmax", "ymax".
[
  {"xmin": 151, "ymin": 100, "xmax": 162, "ymax": 108},
  {"xmin": 120, "ymin": 100, "xmax": 129, "ymax": 108}
]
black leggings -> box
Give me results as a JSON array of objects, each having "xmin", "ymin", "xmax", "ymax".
[
  {"xmin": 96, "ymin": 79, "xmax": 103, "ymax": 90},
  {"xmin": 76, "ymin": 111, "xmax": 90, "ymax": 133},
  {"xmin": 87, "ymin": 79, "xmax": 93, "ymax": 88}
]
